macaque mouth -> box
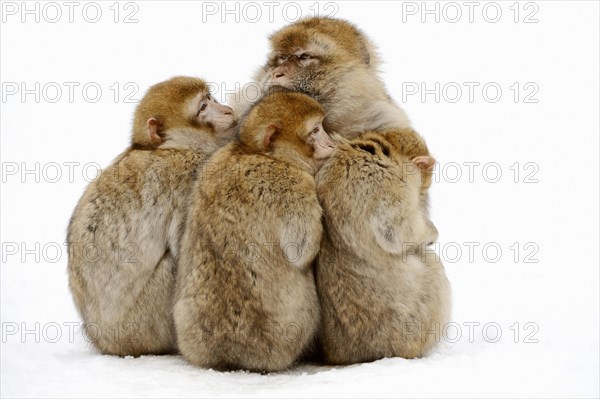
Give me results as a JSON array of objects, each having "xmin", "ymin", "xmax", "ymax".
[
  {"xmin": 315, "ymin": 154, "xmax": 333, "ymax": 161},
  {"xmin": 266, "ymin": 81, "xmax": 293, "ymax": 91},
  {"xmin": 228, "ymin": 118, "xmax": 238, "ymax": 128},
  {"xmin": 202, "ymin": 121, "xmax": 215, "ymax": 131},
  {"xmin": 314, "ymin": 146, "xmax": 337, "ymax": 160}
]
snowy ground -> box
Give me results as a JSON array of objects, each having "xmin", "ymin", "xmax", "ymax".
[
  {"xmin": 1, "ymin": 1, "xmax": 599, "ymax": 397},
  {"xmin": 2, "ymin": 262, "xmax": 598, "ymax": 398}
]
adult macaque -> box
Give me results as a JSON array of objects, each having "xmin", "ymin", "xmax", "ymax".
[
  {"xmin": 68, "ymin": 77, "xmax": 236, "ymax": 356},
  {"xmin": 230, "ymin": 17, "xmax": 411, "ymax": 139},
  {"xmin": 239, "ymin": 17, "xmax": 437, "ymax": 233}
]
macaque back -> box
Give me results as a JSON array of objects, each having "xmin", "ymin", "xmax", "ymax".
[
  {"xmin": 315, "ymin": 129, "xmax": 451, "ymax": 364},
  {"xmin": 68, "ymin": 149, "xmax": 208, "ymax": 355},
  {"xmin": 174, "ymin": 90, "xmax": 335, "ymax": 372},
  {"xmin": 67, "ymin": 76, "xmax": 236, "ymax": 356}
]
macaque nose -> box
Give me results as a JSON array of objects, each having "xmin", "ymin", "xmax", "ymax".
[{"xmin": 218, "ymin": 104, "xmax": 233, "ymax": 115}]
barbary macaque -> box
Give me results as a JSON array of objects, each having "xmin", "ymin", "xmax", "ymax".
[
  {"xmin": 232, "ymin": 17, "xmax": 437, "ymax": 208},
  {"xmin": 242, "ymin": 17, "xmax": 440, "ymax": 240},
  {"xmin": 315, "ymin": 130, "xmax": 451, "ymax": 364},
  {"xmin": 67, "ymin": 76, "xmax": 237, "ymax": 356},
  {"xmin": 230, "ymin": 17, "xmax": 411, "ymax": 139},
  {"xmin": 233, "ymin": 17, "xmax": 440, "ymax": 212},
  {"xmin": 174, "ymin": 89, "xmax": 336, "ymax": 372}
]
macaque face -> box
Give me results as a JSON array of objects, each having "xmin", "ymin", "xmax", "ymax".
[
  {"xmin": 303, "ymin": 117, "xmax": 337, "ymax": 160},
  {"xmin": 262, "ymin": 18, "xmax": 372, "ymax": 101},
  {"xmin": 187, "ymin": 91, "xmax": 236, "ymax": 133},
  {"xmin": 265, "ymin": 50, "xmax": 327, "ymax": 96}
]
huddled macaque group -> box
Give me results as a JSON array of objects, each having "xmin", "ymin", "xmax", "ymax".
[{"xmin": 68, "ymin": 17, "xmax": 450, "ymax": 371}]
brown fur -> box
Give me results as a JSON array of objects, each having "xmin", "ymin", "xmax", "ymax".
[
  {"xmin": 315, "ymin": 129, "xmax": 451, "ymax": 364},
  {"xmin": 132, "ymin": 77, "xmax": 209, "ymax": 149},
  {"xmin": 174, "ymin": 91, "xmax": 327, "ymax": 372},
  {"xmin": 231, "ymin": 19, "xmax": 448, "ymax": 364},
  {"xmin": 229, "ymin": 17, "xmax": 411, "ymax": 139},
  {"xmin": 67, "ymin": 77, "xmax": 236, "ymax": 356}
]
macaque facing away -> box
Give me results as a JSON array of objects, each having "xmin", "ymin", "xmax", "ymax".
[
  {"xmin": 230, "ymin": 17, "xmax": 411, "ymax": 139},
  {"xmin": 174, "ymin": 90, "xmax": 336, "ymax": 372},
  {"xmin": 315, "ymin": 130, "xmax": 451, "ymax": 364},
  {"xmin": 67, "ymin": 76, "xmax": 236, "ymax": 356}
]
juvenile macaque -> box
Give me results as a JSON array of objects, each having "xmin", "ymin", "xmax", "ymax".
[
  {"xmin": 230, "ymin": 17, "xmax": 411, "ymax": 139},
  {"xmin": 67, "ymin": 76, "xmax": 236, "ymax": 356},
  {"xmin": 174, "ymin": 89, "xmax": 336, "ymax": 372},
  {"xmin": 315, "ymin": 130, "xmax": 451, "ymax": 364}
]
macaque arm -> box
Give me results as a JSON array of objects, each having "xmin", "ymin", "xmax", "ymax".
[
  {"xmin": 278, "ymin": 216, "xmax": 321, "ymax": 270},
  {"xmin": 369, "ymin": 201, "xmax": 417, "ymax": 255}
]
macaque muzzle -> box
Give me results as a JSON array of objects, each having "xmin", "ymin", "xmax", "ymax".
[{"xmin": 313, "ymin": 130, "xmax": 337, "ymax": 159}]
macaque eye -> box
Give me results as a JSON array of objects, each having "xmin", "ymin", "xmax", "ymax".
[
  {"xmin": 311, "ymin": 126, "xmax": 320, "ymax": 135},
  {"xmin": 298, "ymin": 53, "xmax": 312, "ymax": 60},
  {"xmin": 198, "ymin": 102, "xmax": 207, "ymax": 113}
]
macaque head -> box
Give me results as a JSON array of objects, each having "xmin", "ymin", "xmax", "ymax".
[
  {"xmin": 240, "ymin": 89, "xmax": 337, "ymax": 171},
  {"xmin": 378, "ymin": 129, "xmax": 436, "ymax": 193},
  {"xmin": 347, "ymin": 132, "xmax": 438, "ymax": 245},
  {"xmin": 262, "ymin": 17, "xmax": 376, "ymax": 99},
  {"xmin": 349, "ymin": 132, "xmax": 435, "ymax": 192},
  {"xmin": 132, "ymin": 76, "xmax": 236, "ymax": 149}
]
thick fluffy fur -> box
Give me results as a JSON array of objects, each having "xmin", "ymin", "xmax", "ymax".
[
  {"xmin": 174, "ymin": 92, "xmax": 324, "ymax": 372},
  {"xmin": 67, "ymin": 77, "xmax": 235, "ymax": 356},
  {"xmin": 230, "ymin": 17, "xmax": 411, "ymax": 138},
  {"xmin": 132, "ymin": 77, "xmax": 209, "ymax": 149},
  {"xmin": 68, "ymin": 149, "xmax": 210, "ymax": 355},
  {"xmin": 315, "ymin": 130, "xmax": 451, "ymax": 364}
]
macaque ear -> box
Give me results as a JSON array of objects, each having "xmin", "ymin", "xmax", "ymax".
[
  {"xmin": 412, "ymin": 155, "xmax": 436, "ymax": 170},
  {"xmin": 262, "ymin": 124, "xmax": 279, "ymax": 149},
  {"xmin": 147, "ymin": 118, "xmax": 164, "ymax": 145}
]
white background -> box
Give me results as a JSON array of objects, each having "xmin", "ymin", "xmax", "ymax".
[{"xmin": 1, "ymin": 1, "xmax": 599, "ymax": 397}]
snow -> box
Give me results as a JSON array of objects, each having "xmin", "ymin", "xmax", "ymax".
[{"xmin": 1, "ymin": 1, "xmax": 599, "ymax": 398}]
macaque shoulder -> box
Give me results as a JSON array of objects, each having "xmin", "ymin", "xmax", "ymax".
[
  {"xmin": 88, "ymin": 148, "xmax": 206, "ymax": 202},
  {"xmin": 238, "ymin": 153, "xmax": 316, "ymax": 204},
  {"xmin": 317, "ymin": 141, "xmax": 395, "ymax": 201}
]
